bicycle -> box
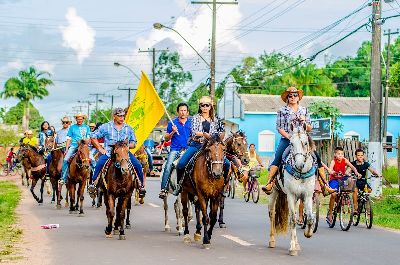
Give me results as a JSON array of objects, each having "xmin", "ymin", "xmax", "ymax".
[
  {"xmin": 353, "ymin": 175, "xmax": 376, "ymax": 229},
  {"xmin": 326, "ymin": 173, "xmax": 355, "ymax": 231},
  {"xmin": 226, "ymin": 172, "xmax": 236, "ymax": 199},
  {"xmin": 0, "ymin": 161, "xmax": 19, "ymax": 176},
  {"xmin": 244, "ymin": 166, "xmax": 261, "ymax": 203}
]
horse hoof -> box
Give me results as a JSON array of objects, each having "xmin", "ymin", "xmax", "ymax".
[
  {"xmin": 113, "ymin": 230, "xmax": 120, "ymax": 235},
  {"xmin": 78, "ymin": 212, "xmax": 85, "ymax": 217},
  {"xmin": 295, "ymin": 243, "xmax": 301, "ymax": 251},
  {"xmin": 178, "ymin": 230, "xmax": 184, "ymax": 236},
  {"xmin": 119, "ymin": 234, "xmax": 126, "ymax": 240},
  {"xmin": 219, "ymin": 223, "xmax": 226, "ymax": 229},
  {"xmin": 194, "ymin": 233, "xmax": 202, "ymax": 242},
  {"xmin": 56, "ymin": 205, "xmax": 61, "ymax": 210},
  {"xmin": 69, "ymin": 210, "xmax": 74, "ymax": 214},
  {"xmin": 126, "ymin": 224, "xmax": 131, "ymax": 229},
  {"xmin": 202, "ymin": 243, "xmax": 211, "ymax": 250},
  {"xmin": 164, "ymin": 226, "xmax": 171, "ymax": 232},
  {"xmin": 289, "ymin": 250, "xmax": 298, "ymax": 256},
  {"xmin": 139, "ymin": 198, "xmax": 144, "ymax": 205},
  {"xmin": 51, "ymin": 201, "xmax": 54, "ymax": 204},
  {"xmin": 105, "ymin": 234, "xmax": 113, "ymax": 239},
  {"xmin": 268, "ymin": 241, "xmax": 276, "ymax": 248},
  {"xmin": 65, "ymin": 203, "xmax": 69, "ymax": 208},
  {"xmin": 183, "ymin": 235, "xmax": 191, "ymax": 244}
]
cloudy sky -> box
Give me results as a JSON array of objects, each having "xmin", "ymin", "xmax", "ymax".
[{"xmin": 1, "ymin": 0, "xmax": 399, "ymax": 128}]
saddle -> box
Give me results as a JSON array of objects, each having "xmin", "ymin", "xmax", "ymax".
[
  {"xmin": 98, "ymin": 158, "xmax": 138, "ymax": 190},
  {"xmin": 68, "ymin": 152, "xmax": 77, "ymax": 163},
  {"xmin": 176, "ymin": 150, "xmax": 203, "ymax": 189}
]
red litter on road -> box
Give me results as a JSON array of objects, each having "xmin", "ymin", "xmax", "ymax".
[{"xmin": 40, "ymin": 224, "xmax": 60, "ymax": 229}]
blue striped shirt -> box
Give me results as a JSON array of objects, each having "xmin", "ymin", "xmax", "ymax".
[{"xmin": 91, "ymin": 121, "xmax": 136, "ymax": 156}]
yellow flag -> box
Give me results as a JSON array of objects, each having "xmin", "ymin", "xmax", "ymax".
[{"xmin": 125, "ymin": 71, "xmax": 165, "ymax": 153}]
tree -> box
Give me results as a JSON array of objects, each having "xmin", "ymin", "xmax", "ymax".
[
  {"xmin": 155, "ymin": 51, "xmax": 192, "ymax": 114},
  {"xmin": 89, "ymin": 108, "xmax": 112, "ymax": 124},
  {"xmin": 0, "ymin": 66, "xmax": 53, "ymax": 130},
  {"xmin": 308, "ymin": 100, "xmax": 343, "ymax": 134},
  {"xmin": 187, "ymin": 83, "xmax": 209, "ymax": 115},
  {"xmin": 0, "ymin": 107, "xmax": 5, "ymax": 123},
  {"xmin": 3, "ymin": 102, "xmax": 44, "ymax": 129}
]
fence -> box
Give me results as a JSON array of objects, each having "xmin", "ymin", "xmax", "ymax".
[{"xmin": 315, "ymin": 138, "xmax": 367, "ymax": 165}]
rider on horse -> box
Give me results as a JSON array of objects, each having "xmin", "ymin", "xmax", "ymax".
[
  {"xmin": 174, "ymin": 96, "xmax": 230, "ymax": 194},
  {"xmin": 158, "ymin": 102, "xmax": 192, "ymax": 199},
  {"xmin": 261, "ymin": 87, "xmax": 335, "ymax": 195},
  {"xmin": 59, "ymin": 112, "xmax": 93, "ymax": 185},
  {"xmin": 22, "ymin": 130, "xmax": 38, "ymax": 147},
  {"xmin": 46, "ymin": 117, "xmax": 71, "ymax": 175},
  {"xmin": 38, "ymin": 121, "xmax": 54, "ymax": 153},
  {"xmin": 88, "ymin": 107, "xmax": 146, "ymax": 198},
  {"xmin": 88, "ymin": 122, "xmax": 98, "ymax": 170}
]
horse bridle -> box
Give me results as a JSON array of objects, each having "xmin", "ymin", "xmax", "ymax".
[
  {"xmin": 76, "ymin": 145, "xmax": 90, "ymax": 170},
  {"xmin": 205, "ymin": 141, "xmax": 225, "ymax": 179},
  {"xmin": 112, "ymin": 146, "xmax": 130, "ymax": 169},
  {"xmin": 289, "ymin": 132, "xmax": 312, "ymax": 171}
]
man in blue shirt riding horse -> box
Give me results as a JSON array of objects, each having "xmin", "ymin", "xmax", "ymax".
[{"xmin": 88, "ymin": 107, "xmax": 146, "ymax": 199}]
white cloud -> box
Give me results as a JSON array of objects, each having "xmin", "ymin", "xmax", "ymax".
[
  {"xmin": 60, "ymin": 7, "xmax": 96, "ymax": 64},
  {"xmin": 33, "ymin": 60, "xmax": 55, "ymax": 74}
]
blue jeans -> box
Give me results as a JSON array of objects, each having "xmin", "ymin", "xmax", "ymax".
[
  {"xmin": 177, "ymin": 142, "xmax": 202, "ymax": 170},
  {"xmin": 61, "ymin": 146, "xmax": 78, "ymax": 182},
  {"xmin": 92, "ymin": 152, "xmax": 145, "ymax": 187},
  {"xmin": 271, "ymin": 138, "xmax": 290, "ymax": 167},
  {"xmin": 161, "ymin": 150, "xmax": 181, "ymax": 190},
  {"xmin": 145, "ymin": 147, "xmax": 153, "ymax": 171},
  {"xmin": 46, "ymin": 153, "xmax": 52, "ymax": 175}
]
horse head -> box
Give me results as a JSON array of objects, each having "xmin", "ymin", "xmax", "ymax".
[
  {"xmin": 76, "ymin": 140, "xmax": 91, "ymax": 170},
  {"xmin": 15, "ymin": 144, "xmax": 28, "ymax": 163},
  {"xmin": 204, "ymin": 134, "xmax": 226, "ymax": 178},
  {"xmin": 227, "ymin": 130, "xmax": 250, "ymax": 165},
  {"xmin": 111, "ymin": 140, "xmax": 130, "ymax": 175},
  {"xmin": 44, "ymin": 135, "xmax": 55, "ymax": 152},
  {"xmin": 289, "ymin": 123, "xmax": 313, "ymax": 172}
]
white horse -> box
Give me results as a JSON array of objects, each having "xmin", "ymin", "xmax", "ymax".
[
  {"xmin": 268, "ymin": 124, "xmax": 316, "ymax": 256},
  {"xmin": 161, "ymin": 160, "xmax": 193, "ymax": 235}
]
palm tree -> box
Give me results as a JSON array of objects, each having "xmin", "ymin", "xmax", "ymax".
[{"xmin": 0, "ymin": 66, "xmax": 53, "ymax": 130}]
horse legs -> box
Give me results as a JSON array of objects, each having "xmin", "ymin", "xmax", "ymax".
[
  {"xmin": 304, "ymin": 193, "xmax": 314, "ymax": 239},
  {"xmin": 164, "ymin": 195, "xmax": 171, "ymax": 232},
  {"xmin": 126, "ymin": 196, "xmax": 132, "ymax": 229},
  {"xmin": 268, "ymin": 190, "xmax": 278, "ymax": 248},
  {"xmin": 118, "ymin": 196, "xmax": 130, "ymax": 240},
  {"xmin": 194, "ymin": 203, "xmax": 202, "ymax": 241},
  {"xmin": 30, "ymin": 179, "xmax": 40, "ymax": 203},
  {"xmin": 199, "ymin": 197, "xmax": 211, "ymax": 247},
  {"xmin": 114, "ymin": 197, "xmax": 122, "ymax": 234},
  {"xmin": 181, "ymin": 191, "xmax": 191, "ymax": 244},
  {"xmin": 207, "ymin": 198, "xmax": 220, "ymax": 242},
  {"xmin": 218, "ymin": 197, "xmax": 226, "ymax": 228},
  {"xmin": 68, "ymin": 183, "xmax": 76, "ymax": 213},
  {"xmin": 287, "ymin": 194, "xmax": 299, "ymax": 256},
  {"xmin": 38, "ymin": 178, "xmax": 45, "ymax": 204},
  {"xmin": 97, "ymin": 189, "xmax": 103, "ymax": 208},
  {"xmin": 105, "ymin": 194, "xmax": 115, "ymax": 238},
  {"xmin": 65, "ymin": 187, "xmax": 69, "ymax": 208},
  {"xmin": 77, "ymin": 181, "xmax": 85, "ymax": 215}
]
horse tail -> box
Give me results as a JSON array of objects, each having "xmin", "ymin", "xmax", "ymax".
[{"xmin": 274, "ymin": 190, "xmax": 288, "ymax": 234}]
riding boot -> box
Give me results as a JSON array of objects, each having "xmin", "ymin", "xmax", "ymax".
[
  {"xmin": 261, "ymin": 165, "xmax": 279, "ymax": 195},
  {"xmin": 317, "ymin": 168, "xmax": 335, "ymax": 196},
  {"xmin": 59, "ymin": 161, "xmax": 69, "ymax": 185},
  {"xmin": 232, "ymin": 164, "xmax": 244, "ymax": 182},
  {"xmin": 173, "ymin": 168, "xmax": 185, "ymax": 196}
]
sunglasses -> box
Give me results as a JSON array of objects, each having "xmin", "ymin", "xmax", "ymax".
[
  {"xmin": 62, "ymin": 121, "xmax": 70, "ymax": 124},
  {"xmin": 200, "ymin": 103, "xmax": 211, "ymax": 108},
  {"xmin": 288, "ymin": 93, "xmax": 299, "ymax": 99}
]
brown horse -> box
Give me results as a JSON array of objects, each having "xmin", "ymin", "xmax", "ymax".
[
  {"xmin": 181, "ymin": 135, "xmax": 226, "ymax": 248},
  {"xmin": 67, "ymin": 140, "xmax": 91, "ymax": 215},
  {"xmin": 16, "ymin": 144, "xmax": 47, "ymax": 204},
  {"xmin": 44, "ymin": 135, "xmax": 56, "ymax": 196},
  {"xmin": 134, "ymin": 146, "xmax": 148, "ymax": 205},
  {"xmin": 49, "ymin": 148, "xmax": 64, "ymax": 209},
  {"xmin": 218, "ymin": 131, "xmax": 250, "ymax": 228},
  {"xmin": 101, "ymin": 141, "xmax": 135, "ymax": 240},
  {"xmin": 16, "ymin": 147, "xmax": 31, "ymax": 187}
]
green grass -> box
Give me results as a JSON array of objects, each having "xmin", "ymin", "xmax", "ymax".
[
  {"xmin": 0, "ymin": 181, "xmax": 22, "ymax": 262},
  {"xmin": 372, "ymin": 188, "xmax": 400, "ymax": 230},
  {"xmin": 383, "ymin": 166, "xmax": 398, "ymax": 184}
]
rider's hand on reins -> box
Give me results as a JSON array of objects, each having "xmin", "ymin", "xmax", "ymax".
[{"xmin": 99, "ymin": 147, "xmax": 107, "ymax": 155}]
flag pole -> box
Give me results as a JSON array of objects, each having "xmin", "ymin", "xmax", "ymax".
[{"xmin": 163, "ymin": 105, "xmax": 180, "ymax": 136}]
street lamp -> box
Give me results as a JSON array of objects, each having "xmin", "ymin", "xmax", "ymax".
[
  {"xmin": 153, "ymin": 23, "xmax": 210, "ymax": 68},
  {"xmin": 113, "ymin": 62, "xmax": 141, "ymax": 81}
]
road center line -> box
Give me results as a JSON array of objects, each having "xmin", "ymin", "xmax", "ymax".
[
  {"xmin": 148, "ymin": 203, "xmax": 160, "ymax": 208},
  {"xmin": 221, "ymin": 234, "xmax": 254, "ymax": 246}
]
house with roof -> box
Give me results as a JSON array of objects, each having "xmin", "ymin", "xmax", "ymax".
[{"xmin": 218, "ymin": 86, "xmax": 400, "ymax": 159}]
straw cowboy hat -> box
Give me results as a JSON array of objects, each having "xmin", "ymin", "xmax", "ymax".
[
  {"xmin": 280, "ymin": 87, "xmax": 304, "ymax": 102},
  {"xmin": 74, "ymin": 112, "xmax": 87, "ymax": 119},
  {"xmin": 89, "ymin": 122, "xmax": 96, "ymax": 127},
  {"xmin": 26, "ymin": 130, "xmax": 33, "ymax": 135},
  {"xmin": 61, "ymin": 116, "xmax": 71, "ymax": 123},
  {"xmin": 199, "ymin": 96, "xmax": 213, "ymax": 105}
]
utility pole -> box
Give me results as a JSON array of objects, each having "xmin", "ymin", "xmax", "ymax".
[
  {"xmin": 117, "ymin": 87, "xmax": 136, "ymax": 107},
  {"xmin": 78, "ymin": 100, "xmax": 94, "ymax": 122},
  {"xmin": 191, "ymin": 0, "xmax": 238, "ymax": 101},
  {"xmin": 104, "ymin": 94, "xmax": 120, "ymax": 119},
  {"xmin": 138, "ymin": 48, "xmax": 168, "ymax": 87},
  {"xmin": 89, "ymin": 93, "xmax": 105, "ymax": 123},
  {"xmin": 369, "ymin": 0, "xmax": 383, "ymax": 197},
  {"xmin": 383, "ymin": 29, "xmax": 399, "ymax": 169}
]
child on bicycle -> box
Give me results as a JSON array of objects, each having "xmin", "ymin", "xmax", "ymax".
[
  {"xmin": 6, "ymin": 147, "xmax": 15, "ymax": 174},
  {"xmin": 240, "ymin": 143, "xmax": 263, "ymax": 196},
  {"xmin": 327, "ymin": 147, "xmax": 361, "ymax": 224},
  {"xmin": 351, "ymin": 149, "xmax": 381, "ymax": 213}
]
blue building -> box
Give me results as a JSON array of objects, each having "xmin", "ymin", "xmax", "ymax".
[{"xmin": 218, "ymin": 92, "xmax": 400, "ymax": 159}]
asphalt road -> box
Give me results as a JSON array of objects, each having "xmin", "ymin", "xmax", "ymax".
[{"xmin": 26, "ymin": 178, "xmax": 399, "ymax": 265}]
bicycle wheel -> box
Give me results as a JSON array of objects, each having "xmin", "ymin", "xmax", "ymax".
[
  {"xmin": 339, "ymin": 193, "xmax": 354, "ymax": 231},
  {"xmin": 230, "ymin": 175, "xmax": 236, "ymax": 199},
  {"xmin": 353, "ymin": 200, "xmax": 362, "ymax": 226},
  {"xmin": 312, "ymin": 193, "xmax": 320, "ymax": 233},
  {"xmin": 365, "ymin": 199, "xmax": 373, "ymax": 229},
  {"xmin": 252, "ymin": 179, "xmax": 260, "ymax": 203},
  {"xmin": 244, "ymin": 181, "xmax": 251, "ymax": 202}
]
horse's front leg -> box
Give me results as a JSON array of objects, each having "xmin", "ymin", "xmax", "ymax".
[
  {"xmin": 218, "ymin": 196, "xmax": 226, "ymax": 228},
  {"xmin": 126, "ymin": 196, "xmax": 132, "ymax": 229},
  {"xmin": 69, "ymin": 183, "xmax": 76, "ymax": 214},
  {"xmin": 207, "ymin": 198, "xmax": 220, "ymax": 241},
  {"xmin": 193, "ymin": 202, "xmax": 202, "ymax": 241},
  {"xmin": 78, "ymin": 180, "xmax": 86, "ymax": 215},
  {"xmin": 163, "ymin": 195, "xmax": 170, "ymax": 232},
  {"xmin": 268, "ymin": 190, "xmax": 278, "ymax": 248},
  {"xmin": 114, "ymin": 197, "xmax": 122, "ymax": 235},
  {"xmin": 304, "ymin": 191, "xmax": 314, "ymax": 238},
  {"xmin": 38, "ymin": 177, "xmax": 45, "ymax": 204},
  {"xmin": 181, "ymin": 191, "xmax": 191, "ymax": 244},
  {"xmin": 30, "ymin": 178, "xmax": 39, "ymax": 203},
  {"xmin": 105, "ymin": 194, "xmax": 115, "ymax": 238},
  {"xmin": 287, "ymin": 194, "xmax": 299, "ymax": 256},
  {"xmin": 198, "ymin": 195, "xmax": 210, "ymax": 247},
  {"xmin": 118, "ymin": 195, "xmax": 130, "ymax": 240}
]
